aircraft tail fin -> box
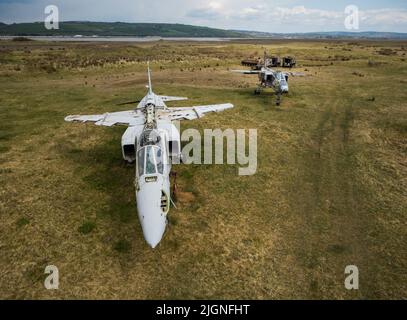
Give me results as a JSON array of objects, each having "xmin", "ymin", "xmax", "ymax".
[{"xmin": 264, "ymin": 50, "xmax": 267, "ymax": 68}]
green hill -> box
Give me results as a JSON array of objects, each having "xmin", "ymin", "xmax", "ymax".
[
  {"xmin": 2, "ymin": 21, "xmax": 406, "ymax": 39},
  {"xmin": 0, "ymin": 21, "xmax": 247, "ymax": 37}
]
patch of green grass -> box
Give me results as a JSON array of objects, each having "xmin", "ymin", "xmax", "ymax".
[
  {"xmin": 0, "ymin": 147, "xmax": 11, "ymax": 154},
  {"xmin": 0, "ymin": 131, "xmax": 15, "ymax": 141},
  {"xmin": 16, "ymin": 217, "xmax": 30, "ymax": 228},
  {"xmin": 181, "ymin": 170, "xmax": 193, "ymax": 181},
  {"xmin": 78, "ymin": 221, "xmax": 96, "ymax": 235},
  {"xmin": 24, "ymin": 264, "xmax": 46, "ymax": 285},
  {"xmin": 168, "ymin": 215, "xmax": 178, "ymax": 226},
  {"xmin": 378, "ymin": 118, "xmax": 407, "ymax": 134},
  {"xmin": 113, "ymin": 239, "xmax": 131, "ymax": 253},
  {"xmin": 327, "ymin": 244, "xmax": 348, "ymax": 254}
]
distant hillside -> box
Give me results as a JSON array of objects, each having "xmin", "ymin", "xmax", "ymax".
[
  {"xmin": 234, "ymin": 30, "xmax": 407, "ymax": 39},
  {"xmin": 1, "ymin": 22, "xmax": 406, "ymax": 39},
  {"xmin": 0, "ymin": 21, "xmax": 247, "ymax": 38}
]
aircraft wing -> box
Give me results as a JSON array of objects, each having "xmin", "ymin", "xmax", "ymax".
[
  {"xmin": 231, "ymin": 70, "xmax": 261, "ymax": 74},
  {"xmin": 159, "ymin": 96, "xmax": 188, "ymax": 102},
  {"xmin": 65, "ymin": 110, "xmax": 145, "ymax": 127},
  {"xmin": 158, "ymin": 103, "xmax": 234, "ymax": 121}
]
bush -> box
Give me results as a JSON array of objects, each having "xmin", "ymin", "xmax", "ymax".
[{"xmin": 12, "ymin": 37, "xmax": 32, "ymax": 42}]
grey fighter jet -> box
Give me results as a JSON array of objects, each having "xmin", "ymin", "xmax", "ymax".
[
  {"xmin": 233, "ymin": 66, "xmax": 289, "ymax": 106},
  {"xmin": 233, "ymin": 52, "xmax": 303, "ymax": 106},
  {"xmin": 65, "ymin": 63, "xmax": 233, "ymax": 248}
]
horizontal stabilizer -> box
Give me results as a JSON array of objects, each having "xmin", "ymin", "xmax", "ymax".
[{"xmin": 159, "ymin": 96, "xmax": 188, "ymax": 102}]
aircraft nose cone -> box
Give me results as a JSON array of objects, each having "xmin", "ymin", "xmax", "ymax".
[
  {"xmin": 146, "ymin": 234, "xmax": 161, "ymax": 249},
  {"xmin": 141, "ymin": 209, "xmax": 166, "ymax": 248},
  {"xmin": 136, "ymin": 181, "xmax": 167, "ymax": 248}
]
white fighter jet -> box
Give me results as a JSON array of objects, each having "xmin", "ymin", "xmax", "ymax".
[{"xmin": 65, "ymin": 63, "xmax": 234, "ymax": 248}]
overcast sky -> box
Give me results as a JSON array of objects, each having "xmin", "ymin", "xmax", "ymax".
[{"xmin": 1, "ymin": 0, "xmax": 406, "ymax": 33}]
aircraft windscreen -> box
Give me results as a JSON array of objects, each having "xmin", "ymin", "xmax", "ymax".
[
  {"xmin": 138, "ymin": 146, "xmax": 164, "ymax": 176},
  {"xmin": 138, "ymin": 148, "xmax": 145, "ymax": 176},
  {"xmin": 146, "ymin": 147, "xmax": 156, "ymax": 174}
]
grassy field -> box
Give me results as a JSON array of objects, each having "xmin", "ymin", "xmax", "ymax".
[{"xmin": 0, "ymin": 39, "xmax": 406, "ymax": 299}]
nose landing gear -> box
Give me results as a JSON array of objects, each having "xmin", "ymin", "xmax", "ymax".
[{"xmin": 276, "ymin": 91, "xmax": 282, "ymax": 106}]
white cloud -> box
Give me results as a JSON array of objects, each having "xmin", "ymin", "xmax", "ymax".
[
  {"xmin": 208, "ymin": 1, "xmax": 223, "ymax": 10},
  {"xmin": 209, "ymin": 4, "xmax": 407, "ymax": 32},
  {"xmin": 237, "ymin": 5, "xmax": 266, "ymax": 20},
  {"xmin": 361, "ymin": 8, "xmax": 407, "ymax": 26},
  {"xmin": 186, "ymin": 0, "xmax": 227, "ymax": 21},
  {"xmin": 272, "ymin": 6, "xmax": 342, "ymax": 19}
]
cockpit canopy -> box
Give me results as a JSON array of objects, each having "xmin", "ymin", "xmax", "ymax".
[
  {"xmin": 140, "ymin": 129, "xmax": 161, "ymax": 147},
  {"xmin": 137, "ymin": 145, "xmax": 164, "ymax": 176}
]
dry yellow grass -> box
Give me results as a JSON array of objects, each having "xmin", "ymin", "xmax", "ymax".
[{"xmin": 0, "ymin": 39, "xmax": 406, "ymax": 299}]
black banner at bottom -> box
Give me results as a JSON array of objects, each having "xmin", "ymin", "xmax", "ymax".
[{"xmin": 0, "ymin": 300, "xmax": 402, "ymax": 318}]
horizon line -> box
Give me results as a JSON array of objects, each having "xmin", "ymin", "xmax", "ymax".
[{"xmin": 0, "ymin": 20, "xmax": 406, "ymax": 35}]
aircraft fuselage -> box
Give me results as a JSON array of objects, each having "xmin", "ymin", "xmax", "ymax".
[{"xmin": 120, "ymin": 93, "xmax": 181, "ymax": 248}]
